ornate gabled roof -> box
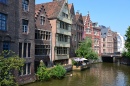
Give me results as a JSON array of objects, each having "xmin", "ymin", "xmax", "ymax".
[{"xmin": 35, "ymin": 4, "xmax": 43, "ymax": 18}]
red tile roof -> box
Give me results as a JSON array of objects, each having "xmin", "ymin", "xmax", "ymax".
[
  {"xmin": 43, "ymin": 0, "xmax": 65, "ymax": 19},
  {"xmin": 35, "ymin": 4, "xmax": 43, "ymax": 18}
]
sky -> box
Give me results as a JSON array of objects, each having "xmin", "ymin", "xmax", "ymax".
[{"xmin": 36, "ymin": 0, "xmax": 130, "ymax": 37}]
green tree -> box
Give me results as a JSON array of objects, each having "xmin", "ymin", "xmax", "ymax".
[
  {"xmin": 124, "ymin": 26, "xmax": 130, "ymax": 58},
  {"xmin": 0, "ymin": 50, "xmax": 25, "ymax": 86},
  {"xmin": 76, "ymin": 37, "xmax": 98, "ymax": 60}
]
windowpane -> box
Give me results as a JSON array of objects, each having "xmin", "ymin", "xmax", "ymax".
[
  {"xmin": 22, "ymin": 0, "xmax": 29, "ymax": 11},
  {"xmin": 23, "ymin": 43, "xmax": 27, "ymax": 57},
  {"xmin": 0, "ymin": 13, "xmax": 7, "ymax": 31},
  {"xmin": 3, "ymin": 42, "xmax": 10, "ymax": 50},
  {"xmin": 22, "ymin": 19, "xmax": 28, "ymax": 33},
  {"xmin": 28, "ymin": 63, "xmax": 31, "ymax": 74},
  {"xmin": 28, "ymin": 43, "xmax": 31, "ymax": 57},
  {"xmin": 19, "ymin": 43, "xmax": 22, "ymax": 57}
]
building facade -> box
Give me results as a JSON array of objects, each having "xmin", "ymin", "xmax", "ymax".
[
  {"xmin": 82, "ymin": 13, "xmax": 101, "ymax": 56},
  {"xmin": 100, "ymin": 25, "xmax": 117, "ymax": 54},
  {"xmin": 68, "ymin": 3, "xmax": 77, "ymax": 57},
  {"xmin": 35, "ymin": 4, "xmax": 52, "ymax": 71},
  {"xmin": 0, "ymin": 0, "xmax": 35, "ymax": 84},
  {"xmin": 75, "ymin": 12, "xmax": 84, "ymax": 48},
  {"xmin": 43, "ymin": 0, "xmax": 72, "ymax": 65}
]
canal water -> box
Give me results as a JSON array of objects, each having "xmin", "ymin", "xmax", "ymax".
[{"xmin": 24, "ymin": 63, "xmax": 130, "ymax": 86}]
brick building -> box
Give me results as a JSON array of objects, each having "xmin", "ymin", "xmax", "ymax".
[
  {"xmin": 83, "ymin": 13, "xmax": 101, "ymax": 56},
  {"xmin": 43, "ymin": 0, "xmax": 72, "ymax": 65},
  {"xmin": 75, "ymin": 12, "xmax": 84, "ymax": 48},
  {"xmin": 100, "ymin": 25, "xmax": 117, "ymax": 54},
  {"xmin": 35, "ymin": 4, "xmax": 52, "ymax": 71},
  {"xmin": 0, "ymin": 0, "xmax": 35, "ymax": 84}
]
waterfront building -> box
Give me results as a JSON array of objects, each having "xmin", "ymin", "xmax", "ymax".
[
  {"xmin": 75, "ymin": 12, "xmax": 84, "ymax": 49},
  {"xmin": 0, "ymin": 0, "xmax": 35, "ymax": 84},
  {"xmin": 100, "ymin": 25, "xmax": 118, "ymax": 54},
  {"xmin": 35, "ymin": 4, "xmax": 52, "ymax": 71},
  {"xmin": 117, "ymin": 33, "xmax": 125, "ymax": 53},
  {"xmin": 82, "ymin": 13, "xmax": 101, "ymax": 56},
  {"xmin": 43, "ymin": 0, "xmax": 72, "ymax": 65},
  {"xmin": 68, "ymin": 3, "xmax": 77, "ymax": 57}
]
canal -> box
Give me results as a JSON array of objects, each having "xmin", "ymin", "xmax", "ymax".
[{"xmin": 24, "ymin": 63, "xmax": 130, "ymax": 86}]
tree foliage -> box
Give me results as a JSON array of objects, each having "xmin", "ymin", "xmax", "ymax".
[
  {"xmin": 36, "ymin": 60, "xmax": 51, "ymax": 81},
  {"xmin": 124, "ymin": 26, "xmax": 130, "ymax": 58},
  {"xmin": 75, "ymin": 37, "xmax": 98, "ymax": 60},
  {"xmin": 51, "ymin": 64, "xmax": 66, "ymax": 79},
  {"xmin": 0, "ymin": 50, "xmax": 25, "ymax": 86}
]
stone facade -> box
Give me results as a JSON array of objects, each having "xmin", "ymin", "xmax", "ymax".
[
  {"xmin": 68, "ymin": 4, "xmax": 77, "ymax": 57},
  {"xmin": 0, "ymin": 0, "xmax": 35, "ymax": 84},
  {"xmin": 35, "ymin": 4, "xmax": 52, "ymax": 71}
]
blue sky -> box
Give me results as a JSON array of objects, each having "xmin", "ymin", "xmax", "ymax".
[{"xmin": 36, "ymin": 0, "xmax": 130, "ymax": 36}]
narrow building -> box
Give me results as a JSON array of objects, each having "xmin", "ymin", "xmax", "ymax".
[
  {"xmin": 43, "ymin": 0, "xmax": 72, "ymax": 65},
  {"xmin": 68, "ymin": 3, "xmax": 77, "ymax": 57},
  {"xmin": 75, "ymin": 12, "xmax": 84, "ymax": 48},
  {"xmin": 83, "ymin": 12, "xmax": 101, "ymax": 56},
  {"xmin": 0, "ymin": 0, "xmax": 35, "ymax": 84},
  {"xmin": 100, "ymin": 25, "xmax": 117, "ymax": 54},
  {"xmin": 35, "ymin": 4, "xmax": 52, "ymax": 71}
]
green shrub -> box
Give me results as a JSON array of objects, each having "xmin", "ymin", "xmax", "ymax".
[
  {"xmin": 51, "ymin": 64, "xmax": 66, "ymax": 79},
  {"xmin": 36, "ymin": 60, "xmax": 51, "ymax": 81}
]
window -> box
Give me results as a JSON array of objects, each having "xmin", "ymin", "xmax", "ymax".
[
  {"xmin": 57, "ymin": 47, "xmax": 68, "ymax": 55},
  {"xmin": 103, "ymin": 38, "xmax": 105, "ymax": 41},
  {"xmin": 103, "ymin": 44, "xmax": 105, "ymax": 47},
  {"xmin": 19, "ymin": 43, "xmax": 22, "ymax": 57},
  {"xmin": 3, "ymin": 42, "xmax": 10, "ymax": 50},
  {"xmin": 35, "ymin": 45, "xmax": 50, "ymax": 55},
  {"xmin": 86, "ymin": 28, "xmax": 91, "ymax": 34},
  {"xmin": 62, "ymin": 12, "xmax": 68, "ymax": 18},
  {"xmin": 23, "ymin": 43, "xmax": 27, "ymax": 57},
  {"xmin": 22, "ymin": 19, "xmax": 28, "ymax": 33},
  {"xmin": 19, "ymin": 63, "xmax": 31, "ymax": 75},
  {"xmin": 40, "ymin": 16, "xmax": 45, "ymax": 25},
  {"xmin": 28, "ymin": 43, "xmax": 31, "ymax": 57},
  {"xmin": 22, "ymin": 0, "xmax": 29, "ymax": 11},
  {"xmin": 35, "ymin": 30, "xmax": 51, "ymax": 40},
  {"xmin": 0, "ymin": 0, "xmax": 7, "ymax": 4},
  {"xmin": 58, "ymin": 34, "xmax": 68, "ymax": 42},
  {"xmin": 19, "ymin": 42, "xmax": 31, "ymax": 58},
  {"xmin": 0, "ymin": 13, "xmax": 7, "ymax": 31},
  {"xmin": 60, "ymin": 21, "xmax": 69, "ymax": 30}
]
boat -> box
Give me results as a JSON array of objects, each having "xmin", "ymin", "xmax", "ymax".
[{"xmin": 72, "ymin": 57, "xmax": 90, "ymax": 71}]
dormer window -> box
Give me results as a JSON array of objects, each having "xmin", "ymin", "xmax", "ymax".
[
  {"xmin": 40, "ymin": 16, "xmax": 45, "ymax": 25},
  {"xmin": 22, "ymin": 0, "xmax": 29, "ymax": 12}
]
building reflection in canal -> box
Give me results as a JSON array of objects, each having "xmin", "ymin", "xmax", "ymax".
[{"xmin": 24, "ymin": 63, "xmax": 130, "ymax": 86}]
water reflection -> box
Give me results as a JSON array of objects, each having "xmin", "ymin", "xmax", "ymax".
[{"xmin": 24, "ymin": 63, "xmax": 130, "ymax": 86}]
